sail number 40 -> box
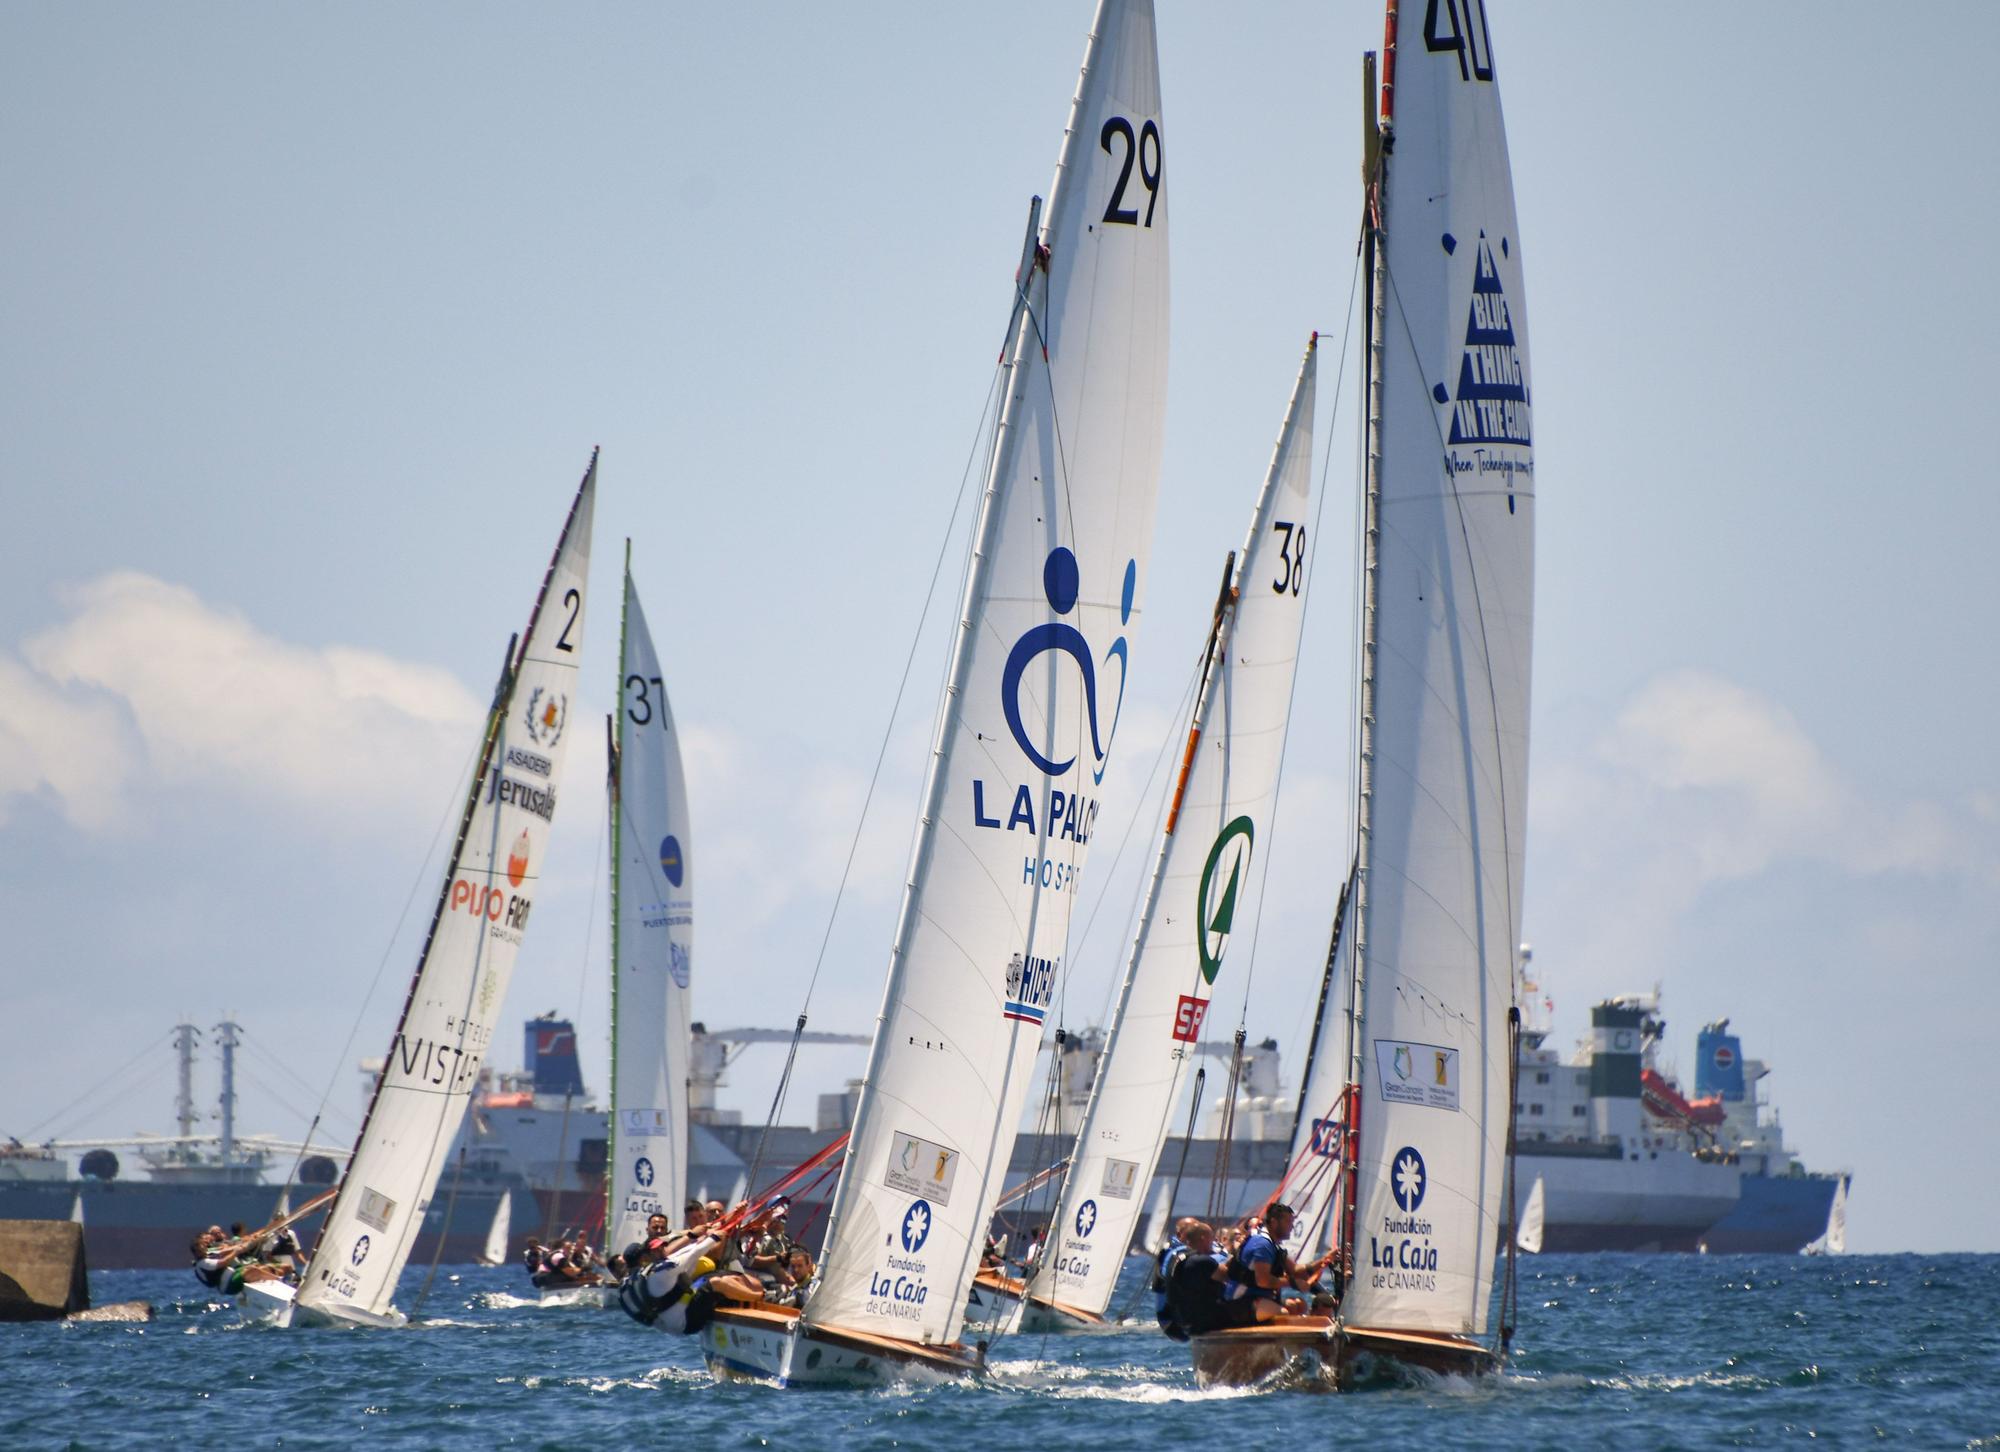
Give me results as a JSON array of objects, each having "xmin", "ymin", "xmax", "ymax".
[
  {"xmin": 1100, "ymin": 116, "xmax": 1162, "ymax": 227},
  {"xmin": 1425, "ymin": 0, "xmax": 1495, "ymax": 83}
]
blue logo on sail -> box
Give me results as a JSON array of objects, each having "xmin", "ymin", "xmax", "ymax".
[
  {"xmin": 1075, "ymin": 1198, "xmax": 1098, "ymax": 1238},
  {"xmin": 1000, "ymin": 548, "xmax": 1136, "ymax": 786},
  {"xmin": 900, "ymin": 1199, "xmax": 932, "ymax": 1254},
  {"xmin": 659, "ymin": 835, "xmax": 683, "ymax": 889},
  {"xmin": 1003, "ymin": 951, "xmax": 1058, "ymax": 1026},
  {"xmin": 1391, "ymin": 1146, "xmax": 1428, "ymax": 1213}
]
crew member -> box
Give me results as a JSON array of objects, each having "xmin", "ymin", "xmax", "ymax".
[{"xmin": 1166, "ymin": 1222, "xmax": 1275, "ymax": 1336}]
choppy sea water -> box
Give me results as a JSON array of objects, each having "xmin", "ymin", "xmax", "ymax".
[{"xmin": 6, "ymin": 1254, "xmax": 1997, "ymax": 1449}]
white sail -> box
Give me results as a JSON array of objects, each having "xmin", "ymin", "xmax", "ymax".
[
  {"xmin": 1516, "ymin": 1176, "xmax": 1544, "ymax": 1254},
  {"xmin": 606, "ymin": 557, "xmax": 693, "ymax": 1256},
  {"xmin": 481, "ymin": 1189, "xmax": 513, "ymax": 1267},
  {"xmin": 296, "ymin": 457, "xmax": 597, "ymax": 1323},
  {"xmin": 805, "ymin": 0, "xmax": 1169, "ymax": 1348},
  {"xmin": 69, "ymin": 1190, "xmax": 84, "ymax": 1226},
  {"xmin": 1138, "ymin": 1177, "xmax": 1170, "ymax": 1258},
  {"xmin": 1805, "ymin": 1176, "xmax": 1847, "ymax": 1255},
  {"xmin": 1825, "ymin": 1178, "xmax": 1848, "ymax": 1254},
  {"xmin": 274, "ymin": 1185, "xmax": 292, "ymax": 1219},
  {"xmin": 1342, "ymin": 0, "xmax": 1535, "ymax": 1339},
  {"xmin": 1036, "ymin": 337, "xmax": 1316, "ymax": 1319}
]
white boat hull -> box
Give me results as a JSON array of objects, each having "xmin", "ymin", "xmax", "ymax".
[
  {"xmin": 698, "ymin": 1306, "xmax": 982, "ymax": 1388},
  {"xmin": 237, "ymin": 1278, "xmax": 408, "ymax": 1329}
]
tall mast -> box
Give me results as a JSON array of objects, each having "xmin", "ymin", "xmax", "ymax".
[
  {"xmin": 603, "ymin": 540, "xmax": 631, "ymax": 1246},
  {"xmin": 1340, "ymin": 21, "xmax": 1394, "ymax": 1289}
]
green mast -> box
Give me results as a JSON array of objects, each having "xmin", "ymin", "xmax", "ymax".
[{"xmin": 602, "ymin": 537, "xmax": 631, "ymax": 1250}]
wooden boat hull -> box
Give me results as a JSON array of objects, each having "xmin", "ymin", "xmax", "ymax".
[
  {"xmin": 1189, "ymin": 1316, "xmax": 1497, "ymax": 1389},
  {"xmin": 700, "ymin": 1303, "xmax": 983, "ymax": 1388}
]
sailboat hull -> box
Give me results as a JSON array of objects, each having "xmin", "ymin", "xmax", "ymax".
[
  {"xmin": 236, "ymin": 1278, "xmax": 410, "ymax": 1330},
  {"xmin": 1188, "ymin": 1317, "xmax": 1497, "ymax": 1390},
  {"xmin": 964, "ymin": 1268, "xmax": 1106, "ymax": 1333},
  {"xmin": 700, "ymin": 1304, "xmax": 982, "ymax": 1387}
]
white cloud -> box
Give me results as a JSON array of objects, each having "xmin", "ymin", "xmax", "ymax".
[
  {"xmin": 5, "ymin": 571, "xmax": 482, "ymax": 831},
  {"xmin": 1532, "ymin": 669, "xmax": 1991, "ymax": 975}
]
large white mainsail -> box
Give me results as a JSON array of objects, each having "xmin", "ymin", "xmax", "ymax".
[
  {"xmin": 1341, "ymin": 0, "xmax": 1535, "ymax": 1339},
  {"xmin": 803, "ymin": 0, "xmax": 1169, "ymax": 1351},
  {"xmin": 1032, "ymin": 337, "xmax": 1317, "ymax": 1322},
  {"xmin": 606, "ymin": 551, "xmax": 693, "ymax": 1256},
  {"xmin": 291, "ymin": 457, "xmax": 597, "ymax": 1326}
]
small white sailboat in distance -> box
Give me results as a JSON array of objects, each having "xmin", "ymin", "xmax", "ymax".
[
  {"xmin": 1517, "ymin": 1177, "xmax": 1545, "ymax": 1255},
  {"xmin": 1803, "ymin": 1176, "xmax": 1847, "ymax": 1256},
  {"xmin": 479, "ymin": 1190, "xmax": 513, "ymax": 1268},
  {"xmin": 243, "ymin": 454, "xmax": 597, "ymax": 1328},
  {"xmin": 696, "ymin": 0, "xmax": 1169, "ymax": 1387}
]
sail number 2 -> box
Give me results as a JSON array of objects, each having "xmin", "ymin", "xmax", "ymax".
[
  {"xmin": 1100, "ymin": 117, "xmax": 1162, "ymax": 227},
  {"xmin": 1424, "ymin": 0, "xmax": 1495, "ymax": 83}
]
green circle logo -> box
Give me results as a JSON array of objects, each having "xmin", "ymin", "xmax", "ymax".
[{"xmin": 1195, "ymin": 815, "xmax": 1255, "ymax": 984}]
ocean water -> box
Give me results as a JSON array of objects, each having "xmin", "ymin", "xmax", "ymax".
[{"xmin": 6, "ymin": 1254, "xmax": 1997, "ymax": 1449}]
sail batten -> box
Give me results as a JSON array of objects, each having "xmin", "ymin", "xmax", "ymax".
[
  {"xmin": 296, "ymin": 456, "xmax": 596, "ymax": 1322},
  {"xmin": 804, "ymin": 0, "xmax": 1168, "ymax": 1348}
]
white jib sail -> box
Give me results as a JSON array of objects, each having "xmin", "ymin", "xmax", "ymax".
[
  {"xmin": 482, "ymin": 1189, "xmax": 513, "ymax": 1266},
  {"xmin": 1343, "ymin": 0, "xmax": 1534, "ymax": 1339},
  {"xmin": 1037, "ymin": 337, "xmax": 1316, "ymax": 1319},
  {"xmin": 1516, "ymin": 1176, "xmax": 1544, "ymax": 1254},
  {"xmin": 606, "ymin": 559, "xmax": 693, "ymax": 1257},
  {"xmin": 805, "ymin": 0, "xmax": 1168, "ymax": 1348},
  {"xmin": 297, "ymin": 457, "xmax": 596, "ymax": 1322}
]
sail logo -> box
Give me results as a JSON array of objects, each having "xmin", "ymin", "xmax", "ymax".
[
  {"xmin": 999, "ymin": 547, "xmax": 1136, "ymax": 786},
  {"xmin": 1003, "ymin": 952, "xmax": 1059, "ymax": 1025},
  {"xmin": 900, "ymin": 1199, "xmax": 932, "ymax": 1254},
  {"xmin": 634, "ymin": 1156, "xmax": 655, "ymax": 1188},
  {"xmin": 1375, "ymin": 1039, "xmax": 1460, "ymax": 1112},
  {"xmin": 1391, "ymin": 1146, "xmax": 1428, "ymax": 1213},
  {"xmin": 659, "ymin": 835, "xmax": 684, "ymax": 889},
  {"xmin": 523, "ymin": 687, "xmax": 568, "ymax": 748},
  {"xmin": 507, "ymin": 830, "xmax": 531, "ymax": 888},
  {"xmin": 449, "ymin": 876, "xmax": 532, "ymax": 934},
  {"xmin": 884, "ymin": 1131, "xmax": 959, "ymax": 1205},
  {"xmin": 1195, "ymin": 816, "xmax": 1255, "ymax": 984},
  {"xmin": 350, "ymin": 1234, "xmax": 370, "ymax": 1267},
  {"xmin": 1433, "ymin": 231, "xmax": 1532, "ymax": 453},
  {"xmin": 668, "ymin": 941, "xmax": 691, "ymax": 990},
  {"xmin": 1171, "ymin": 993, "xmax": 1209, "ymax": 1044},
  {"xmin": 1310, "ymin": 1117, "xmax": 1342, "ymax": 1158},
  {"xmin": 1074, "ymin": 1199, "xmax": 1098, "ymax": 1238}
]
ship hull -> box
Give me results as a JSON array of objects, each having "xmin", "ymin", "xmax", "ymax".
[
  {"xmin": 1700, "ymin": 1172, "xmax": 1846, "ymax": 1254},
  {"xmin": 1512, "ymin": 1146, "xmax": 1740, "ymax": 1253}
]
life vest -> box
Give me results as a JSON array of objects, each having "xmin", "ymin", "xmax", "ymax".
[{"xmin": 1154, "ymin": 1242, "xmax": 1191, "ymax": 1342}]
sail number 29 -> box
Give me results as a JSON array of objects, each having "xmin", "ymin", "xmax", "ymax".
[
  {"xmin": 1425, "ymin": 0, "xmax": 1495, "ymax": 83},
  {"xmin": 1100, "ymin": 117, "xmax": 1162, "ymax": 227}
]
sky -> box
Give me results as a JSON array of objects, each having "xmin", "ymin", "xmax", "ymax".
[{"xmin": 2, "ymin": 3, "xmax": 1995, "ymax": 1254}]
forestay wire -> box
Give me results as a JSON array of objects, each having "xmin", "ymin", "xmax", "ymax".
[{"xmin": 743, "ymin": 365, "xmax": 1004, "ymax": 1189}]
